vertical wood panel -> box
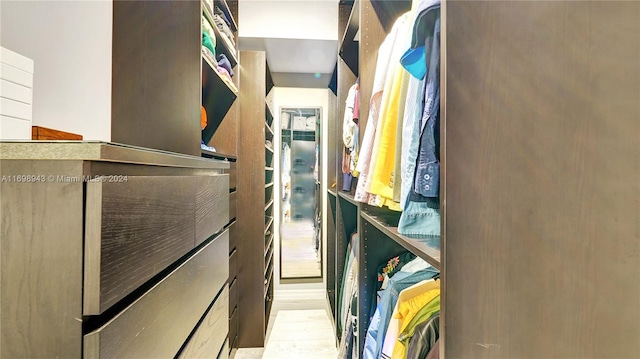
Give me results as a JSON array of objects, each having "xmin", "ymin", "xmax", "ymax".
[
  {"xmin": 1, "ymin": 160, "xmax": 84, "ymax": 358},
  {"xmin": 237, "ymin": 50, "xmax": 267, "ymax": 348},
  {"xmin": 210, "ymin": 102, "xmax": 239, "ymax": 156},
  {"xmin": 111, "ymin": 1, "xmax": 201, "ymax": 156},
  {"xmin": 358, "ymin": 0, "xmax": 386, "ymax": 147},
  {"xmin": 444, "ymin": 2, "xmax": 640, "ymax": 358}
]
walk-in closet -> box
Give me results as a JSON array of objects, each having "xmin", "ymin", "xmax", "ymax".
[{"xmin": 1, "ymin": 0, "xmax": 638, "ymax": 358}]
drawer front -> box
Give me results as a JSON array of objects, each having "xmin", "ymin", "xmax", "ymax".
[
  {"xmin": 1, "ymin": 79, "xmax": 32, "ymax": 104},
  {"xmin": 229, "ymin": 190, "xmax": 237, "ymax": 222},
  {"xmin": 229, "ymin": 277, "xmax": 238, "ymax": 313},
  {"xmin": 0, "ymin": 63, "xmax": 33, "ymax": 88},
  {"xmin": 0, "ymin": 97, "xmax": 31, "ymax": 120},
  {"xmin": 0, "ymin": 115, "xmax": 30, "ymax": 140},
  {"xmin": 229, "ymin": 248, "xmax": 237, "ymax": 282},
  {"xmin": 217, "ymin": 338, "xmax": 229, "ymax": 359},
  {"xmin": 84, "ymin": 176, "xmax": 197, "ymax": 315},
  {"xmin": 229, "ymin": 307, "xmax": 238, "ymax": 346},
  {"xmin": 84, "ymin": 230, "xmax": 229, "ymax": 359},
  {"xmin": 178, "ymin": 286, "xmax": 229, "ymax": 359},
  {"xmin": 195, "ymin": 174, "xmax": 229, "ymax": 246}
]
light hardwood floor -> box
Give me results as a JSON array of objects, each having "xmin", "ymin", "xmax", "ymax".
[
  {"xmin": 280, "ymin": 221, "xmax": 322, "ymax": 278},
  {"xmin": 235, "ymin": 289, "xmax": 337, "ymax": 359}
]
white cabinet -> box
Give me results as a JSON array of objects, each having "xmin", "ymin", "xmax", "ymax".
[{"xmin": 0, "ymin": 47, "xmax": 33, "ymax": 140}]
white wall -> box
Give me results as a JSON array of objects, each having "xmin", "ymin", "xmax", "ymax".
[
  {"xmin": 239, "ymin": 0, "xmax": 338, "ymax": 41},
  {"xmin": 0, "ymin": 0, "xmax": 112, "ymax": 140},
  {"xmin": 272, "ymin": 86, "xmax": 329, "ymax": 292}
]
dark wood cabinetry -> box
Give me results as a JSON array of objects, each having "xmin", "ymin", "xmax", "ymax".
[
  {"xmin": 327, "ymin": 0, "xmax": 639, "ymax": 358},
  {"xmin": 0, "ymin": 143, "xmax": 230, "ymax": 359},
  {"xmin": 236, "ymin": 50, "xmax": 275, "ymax": 348}
]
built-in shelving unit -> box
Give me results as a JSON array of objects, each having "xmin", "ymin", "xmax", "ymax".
[
  {"xmin": 201, "ymin": 0, "xmax": 240, "ymax": 159},
  {"xmin": 325, "ymin": 0, "xmax": 640, "ymax": 358},
  {"xmin": 202, "ymin": 1, "xmax": 238, "ymax": 66},
  {"xmin": 199, "ymin": 2, "xmax": 240, "ymax": 357},
  {"xmin": 236, "ymin": 50, "xmax": 275, "ymax": 349},
  {"xmin": 330, "ymin": 0, "xmax": 439, "ymax": 355}
]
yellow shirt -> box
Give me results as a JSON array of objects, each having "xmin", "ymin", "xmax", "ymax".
[
  {"xmin": 381, "ymin": 279, "xmax": 440, "ymax": 358},
  {"xmin": 370, "ymin": 66, "xmax": 407, "ymax": 200}
]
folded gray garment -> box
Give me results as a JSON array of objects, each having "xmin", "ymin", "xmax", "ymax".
[{"xmin": 213, "ymin": 15, "xmax": 234, "ymax": 39}]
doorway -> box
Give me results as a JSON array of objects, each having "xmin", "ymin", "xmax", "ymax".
[{"xmin": 280, "ymin": 107, "xmax": 322, "ymax": 280}]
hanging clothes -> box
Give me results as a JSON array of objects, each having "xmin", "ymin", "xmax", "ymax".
[
  {"xmin": 380, "ymin": 280, "xmax": 440, "ymax": 359},
  {"xmin": 353, "ymin": 13, "xmax": 406, "ymax": 204},
  {"xmin": 363, "ymin": 257, "xmax": 438, "ymax": 359},
  {"xmin": 398, "ymin": 0, "xmax": 442, "ymax": 238},
  {"xmin": 367, "ymin": 7, "xmax": 415, "ymax": 210},
  {"xmin": 342, "ymin": 83, "xmax": 358, "ymax": 191}
]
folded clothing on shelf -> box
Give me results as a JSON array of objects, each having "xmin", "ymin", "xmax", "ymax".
[
  {"xmin": 201, "ymin": 17, "xmax": 217, "ymax": 46},
  {"xmin": 217, "ymin": 54, "xmax": 234, "ymax": 77},
  {"xmin": 202, "ymin": 32, "xmax": 216, "ymax": 58},
  {"xmin": 216, "ymin": 67, "xmax": 238, "ymax": 92},
  {"xmin": 201, "ymin": 140, "xmax": 216, "ymax": 153},
  {"xmin": 214, "ymin": 6, "xmax": 233, "ymax": 28},
  {"xmin": 202, "ymin": 46, "xmax": 218, "ymax": 68},
  {"xmin": 213, "ymin": 14, "xmax": 236, "ymax": 46},
  {"xmin": 201, "ymin": 106, "xmax": 208, "ymax": 130}
]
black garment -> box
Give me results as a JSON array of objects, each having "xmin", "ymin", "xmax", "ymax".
[{"xmin": 406, "ymin": 313, "xmax": 440, "ymax": 359}]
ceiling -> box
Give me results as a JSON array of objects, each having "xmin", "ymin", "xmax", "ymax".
[{"xmin": 238, "ymin": 0, "xmax": 339, "ymax": 88}]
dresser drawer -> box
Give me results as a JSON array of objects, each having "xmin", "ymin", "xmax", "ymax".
[
  {"xmin": 218, "ymin": 338, "xmax": 229, "ymax": 359},
  {"xmin": 84, "ymin": 174, "xmax": 228, "ymax": 315},
  {"xmin": 84, "ymin": 230, "xmax": 229, "ymax": 358},
  {"xmin": 178, "ymin": 286, "xmax": 229, "ymax": 359},
  {"xmin": 196, "ymin": 174, "xmax": 229, "ymax": 245}
]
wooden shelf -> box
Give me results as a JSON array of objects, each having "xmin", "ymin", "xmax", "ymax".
[
  {"xmin": 264, "ymin": 199, "xmax": 274, "ymax": 211},
  {"xmin": 265, "ymin": 182, "xmax": 274, "ymax": 188},
  {"xmin": 202, "ymin": 1, "xmax": 238, "ymax": 67},
  {"xmin": 201, "ymin": 54, "xmax": 238, "ymax": 144},
  {"xmin": 265, "ymin": 121, "xmax": 274, "ymax": 138},
  {"xmin": 213, "ymin": 0, "xmax": 238, "ymax": 32},
  {"xmin": 360, "ymin": 212, "xmax": 441, "ymax": 270},
  {"xmin": 264, "ymin": 217, "xmax": 274, "ymax": 235},
  {"xmin": 201, "ymin": 148, "xmax": 237, "ymax": 162},
  {"xmin": 265, "ymin": 103, "xmax": 274, "ymax": 127},
  {"xmin": 264, "ymin": 234, "xmax": 274, "ymax": 257},
  {"xmin": 264, "ymin": 250, "xmax": 274, "ymax": 277},
  {"xmin": 337, "ymin": 191, "xmax": 359, "ymax": 207},
  {"xmin": 264, "ymin": 265, "xmax": 274, "ymax": 296}
]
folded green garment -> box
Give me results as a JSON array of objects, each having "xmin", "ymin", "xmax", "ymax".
[{"xmin": 202, "ymin": 32, "xmax": 216, "ymax": 58}]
